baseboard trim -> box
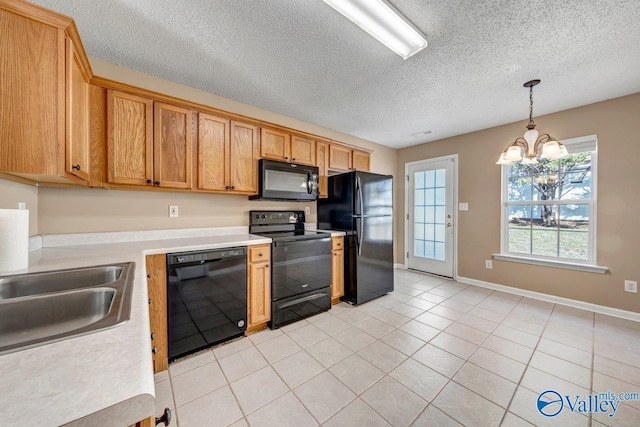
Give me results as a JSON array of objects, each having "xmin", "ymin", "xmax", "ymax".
[
  {"xmin": 394, "ymin": 263, "xmax": 407, "ymax": 270},
  {"xmin": 457, "ymin": 276, "xmax": 640, "ymax": 323}
]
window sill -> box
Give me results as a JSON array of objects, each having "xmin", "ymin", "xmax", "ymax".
[{"xmin": 492, "ymin": 254, "xmax": 608, "ymax": 274}]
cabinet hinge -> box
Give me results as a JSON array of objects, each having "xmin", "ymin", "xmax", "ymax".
[
  {"xmin": 406, "ymin": 252, "xmax": 410, "ymax": 258},
  {"xmin": 406, "ymin": 214, "xmax": 409, "ymax": 220},
  {"xmin": 406, "ymin": 175, "xmax": 409, "ymax": 182}
]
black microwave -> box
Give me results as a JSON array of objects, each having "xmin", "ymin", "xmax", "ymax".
[{"xmin": 249, "ymin": 159, "xmax": 319, "ymax": 201}]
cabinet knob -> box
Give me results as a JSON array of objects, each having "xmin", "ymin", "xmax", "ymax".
[
  {"xmin": 292, "ymin": 158, "xmax": 296, "ymax": 161},
  {"xmin": 155, "ymin": 408, "xmax": 172, "ymax": 426},
  {"xmin": 284, "ymin": 156, "xmax": 289, "ymax": 160},
  {"xmin": 151, "ymin": 332, "xmax": 155, "ymax": 341},
  {"xmin": 148, "ymin": 298, "xmax": 151, "ymax": 305},
  {"xmin": 266, "ymin": 264, "xmax": 269, "ymax": 268},
  {"xmin": 147, "ymin": 179, "xmax": 152, "ymax": 184},
  {"xmin": 258, "ymin": 253, "xmax": 263, "ymax": 257},
  {"xmin": 225, "ymin": 186, "xmax": 230, "ymax": 190},
  {"xmin": 154, "ymin": 181, "xmax": 161, "ymax": 186},
  {"xmin": 152, "ymin": 346, "xmax": 157, "ymax": 355},
  {"xmin": 231, "ymin": 186, "xmax": 235, "ymax": 190},
  {"xmin": 147, "ymin": 274, "xmax": 151, "ymax": 279},
  {"xmin": 72, "ymin": 164, "xmax": 81, "ymax": 171}
]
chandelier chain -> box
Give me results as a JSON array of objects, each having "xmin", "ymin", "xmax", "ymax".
[{"xmin": 529, "ymin": 85, "xmax": 534, "ymax": 125}]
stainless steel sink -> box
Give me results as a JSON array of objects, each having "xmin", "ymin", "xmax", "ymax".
[
  {"xmin": 0, "ymin": 263, "xmax": 135, "ymax": 355},
  {"xmin": 0, "ymin": 265, "xmax": 123, "ymax": 300}
]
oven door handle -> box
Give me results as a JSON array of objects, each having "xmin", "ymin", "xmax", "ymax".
[
  {"xmin": 274, "ymin": 237, "xmax": 331, "ymax": 247},
  {"xmin": 277, "ymin": 292, "xmax": 329, "ymax": 309}
]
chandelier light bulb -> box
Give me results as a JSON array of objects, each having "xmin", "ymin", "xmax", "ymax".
[{"xmin": 504, "ymin": 145, "xmax": 523, "ymax": 162}]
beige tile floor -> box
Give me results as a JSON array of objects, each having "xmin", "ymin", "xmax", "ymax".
[{"xmin": 153, "ymin": 269, "xmax": 640, "ymax": 426}]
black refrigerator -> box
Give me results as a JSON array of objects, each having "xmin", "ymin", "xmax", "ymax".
[{"xmin": 318, "ymin": 171, "xmax": 394, "ymax": 305}]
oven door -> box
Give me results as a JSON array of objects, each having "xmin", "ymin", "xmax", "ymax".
[
  {"xmin": 251, "ymin": 159, "xmax": 319, "ymax": 201},
  {"xmin": 271, "ymin": 238, "xmax": 332, "ymax": 300}
]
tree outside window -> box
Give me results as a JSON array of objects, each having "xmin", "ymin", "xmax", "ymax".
[{"xmin": 505, "ymin": 151, "xmax": 594, "ymax": 261}]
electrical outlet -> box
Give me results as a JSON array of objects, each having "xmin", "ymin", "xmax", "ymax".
[
  {"xmin": 169, "ymin": 205, "xmax": 179, "ymax": 218},
  {"xmin": 18, "ymin": 202, "xmax": 26, "ymax": 210},
  {"xmin": 305, "ymin": 207, "xmax": 311, "ymax": 215},
  {"xmin": 485, "ymin": 260, "xmax": 493, "ymax": 269},
  {"xmin": 459, "ymin": 203, "xmax": 469, "ymax": 211},
  {"xmin": 625, "ymin": 280, "xmax": 637, "ymax": 293}
]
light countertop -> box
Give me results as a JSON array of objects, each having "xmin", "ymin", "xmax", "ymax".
[{"xmin": 0, "ymin": 233, "xmax": 271, "ymax": 427}]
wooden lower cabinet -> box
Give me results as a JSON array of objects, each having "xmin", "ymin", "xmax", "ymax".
[
  {"xmin": 145, "ymin": 254, "xmax": 168, "ymax": 373},
  {"xmin": 247, "ymin": 244, "xmax": 271, "ymax": 332},
  {"xmin": 331, "ymin": 236, "xmax": 344, "ymax": 304}
]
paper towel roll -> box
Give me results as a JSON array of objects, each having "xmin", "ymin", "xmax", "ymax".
[{"xmin": 0, "ymin": 209, "xmax": 29, "ymax": 272}]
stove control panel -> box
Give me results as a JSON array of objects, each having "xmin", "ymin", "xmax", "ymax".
[{"xmin": 250, "ymin": 210, "xmax": 305, "ymax": 225}]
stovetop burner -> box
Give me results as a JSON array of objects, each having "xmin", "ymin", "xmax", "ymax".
[{"xmin": 249, "ymin": 210, "xmax": 328, "ymax": 242}]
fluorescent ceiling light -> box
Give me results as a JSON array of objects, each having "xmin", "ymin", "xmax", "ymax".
[{"xmin": 323, "ymin": 0, "xmax": 428, "ymax": 59}]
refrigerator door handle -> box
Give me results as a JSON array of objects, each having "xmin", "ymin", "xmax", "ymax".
[{"xmin": 356, "ymin": 176, "xmax": 364, "ymax": 256}]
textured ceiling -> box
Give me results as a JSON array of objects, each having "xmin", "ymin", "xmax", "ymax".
[{"xmin": 31, "ymin": 0, "xmax": 640, "ymax": 148}]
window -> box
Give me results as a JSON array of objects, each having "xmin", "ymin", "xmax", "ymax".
[{"xmin": 500, "ymin": 135, "xmax": 598, "ymax": 265}]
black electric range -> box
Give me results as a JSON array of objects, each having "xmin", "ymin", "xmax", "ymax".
[{"xmin": 249, "ymin": 211, "xmax": 332, "ymax": 328}]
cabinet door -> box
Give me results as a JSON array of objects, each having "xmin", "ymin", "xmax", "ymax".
[
  {"xmin": 316, "ymin": 141, "xmax": 328, "ymax": 198},
  {"xmin": 65, "ymin": 37, "xmax": 90, "ymax": 181},
  {"xmin": 154, "ymin": 102, "xmax": 193, "ymax": 189},
  {"xmin": 0, "ymin": 9, "xmax": 62, "ymax": 176},
  {"xmin": 329, "ymin": 144, "xmax": 352, "ymax": 171},
  {"xmin": 331, "ymin": 248, "xmax": 344, "ymax": 302},
  {"xmin": 107, "ymin": 90, "xmax": 153, "ymax": 186},
  {"xmin": 230, "ymin": 121, "xmax": 260, "ymax": 193},
  {"xmin": 248, "ymin": 244, "xmax": 271, "ymax": 329},
  {"xmin": 290, "ymin": 135, "xmax": 315, "ymax": 165},
  {"xmin": 352, "ymin": 150, "xmax": 370, "ymax": 172},
  {"xmin": 197, "ymin": 113, "xmax": 229, "ymax": 191},
  {"xmin": 146, "ymin": 254, "xmax": 168, "ymax": 373},
  {"xmin": 260, "ymin": 127, "xmax": 290, "ymax": 161}
]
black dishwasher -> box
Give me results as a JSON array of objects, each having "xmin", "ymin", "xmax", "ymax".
[{"xmin": 167, "ymin": 247, "xmax": 247, "ymax": 362}]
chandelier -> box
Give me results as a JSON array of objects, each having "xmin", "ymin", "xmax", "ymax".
[{"xmin": 496, "ymin": 80, "xmax": 569, "ymax": 165}]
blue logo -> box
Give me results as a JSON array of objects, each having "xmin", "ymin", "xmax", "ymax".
[{"xmin": 537, "ymin": 390, "xmax": 564, "ymax": 417}]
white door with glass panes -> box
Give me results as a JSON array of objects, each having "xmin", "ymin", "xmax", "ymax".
[{"xmin": 407, "ymin": 157, "xmax": 455, "ymax": 277}]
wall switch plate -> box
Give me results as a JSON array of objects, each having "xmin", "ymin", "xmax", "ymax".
[
  {"xmin": 625, "ymin": 280, "xmax": 637, "ymax": 293},
  {"xmin": 485, "ymin": 260, "xmax": 493, "ymax": 269},
  {"xmin": 305, "ymin": 207, "xmax": 311, "ymax": 215},
  {"xmin": 459, "ymin": 203, "xmax": 469, "ymax": 211},
  {"xmin": 169, "ymin": 205, "xmax": 179, "ymax": 218},
  {"xmin": 18, "ymin": 202, "xmax": 26, "ymax": 210}
]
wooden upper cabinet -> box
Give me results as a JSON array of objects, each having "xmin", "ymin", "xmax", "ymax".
[
  {"xmin": 197, "ymin": 113, "xmax": 229, "ymax": 192},
  {"xmin": 107, "ymin": 90, "xmax": 154, "ymax": 186},
  {"xmin": 0, "ymin": 7, "xmax": 93, "ymax": 184},
  {"xmin": 196, "ymin": 115, "xmax": 258, "ymax": 194},
  {"xmin": 153, "ymin": 102, "xmax": 193, "ymax": 189},
  {"xmin": 316, "ymin": 141, "xmax": 329, "ymax": 198},
  {"xmin": 65, "ymin": 37, "xmax": 90, "ymax": 181},
  {"xmin": 260, "ymin": 127, "xmax": 290, "ymax": 162},
  {"xmin": 329, "ymin": 144, "xmax": 352, "ymax": 171},
  {"xmin": 352, "ymin": 150, "xmax": 370, "ymax": 172},
  {"xmin": 230, "ymin": 121, "xmax": 260, "ymax": 193},
  {"xmin": 290, "ymin": 135, "xmax": 315, "ymax": 166}
]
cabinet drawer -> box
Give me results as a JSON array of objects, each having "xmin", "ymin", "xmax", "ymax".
[
  {"xmin": 249, "ymin": 245, "xmax": 271, "ymax": 263},
  {"xmin": 331, "ymin": 237, "xmax": 344, "ymax": 251}
]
